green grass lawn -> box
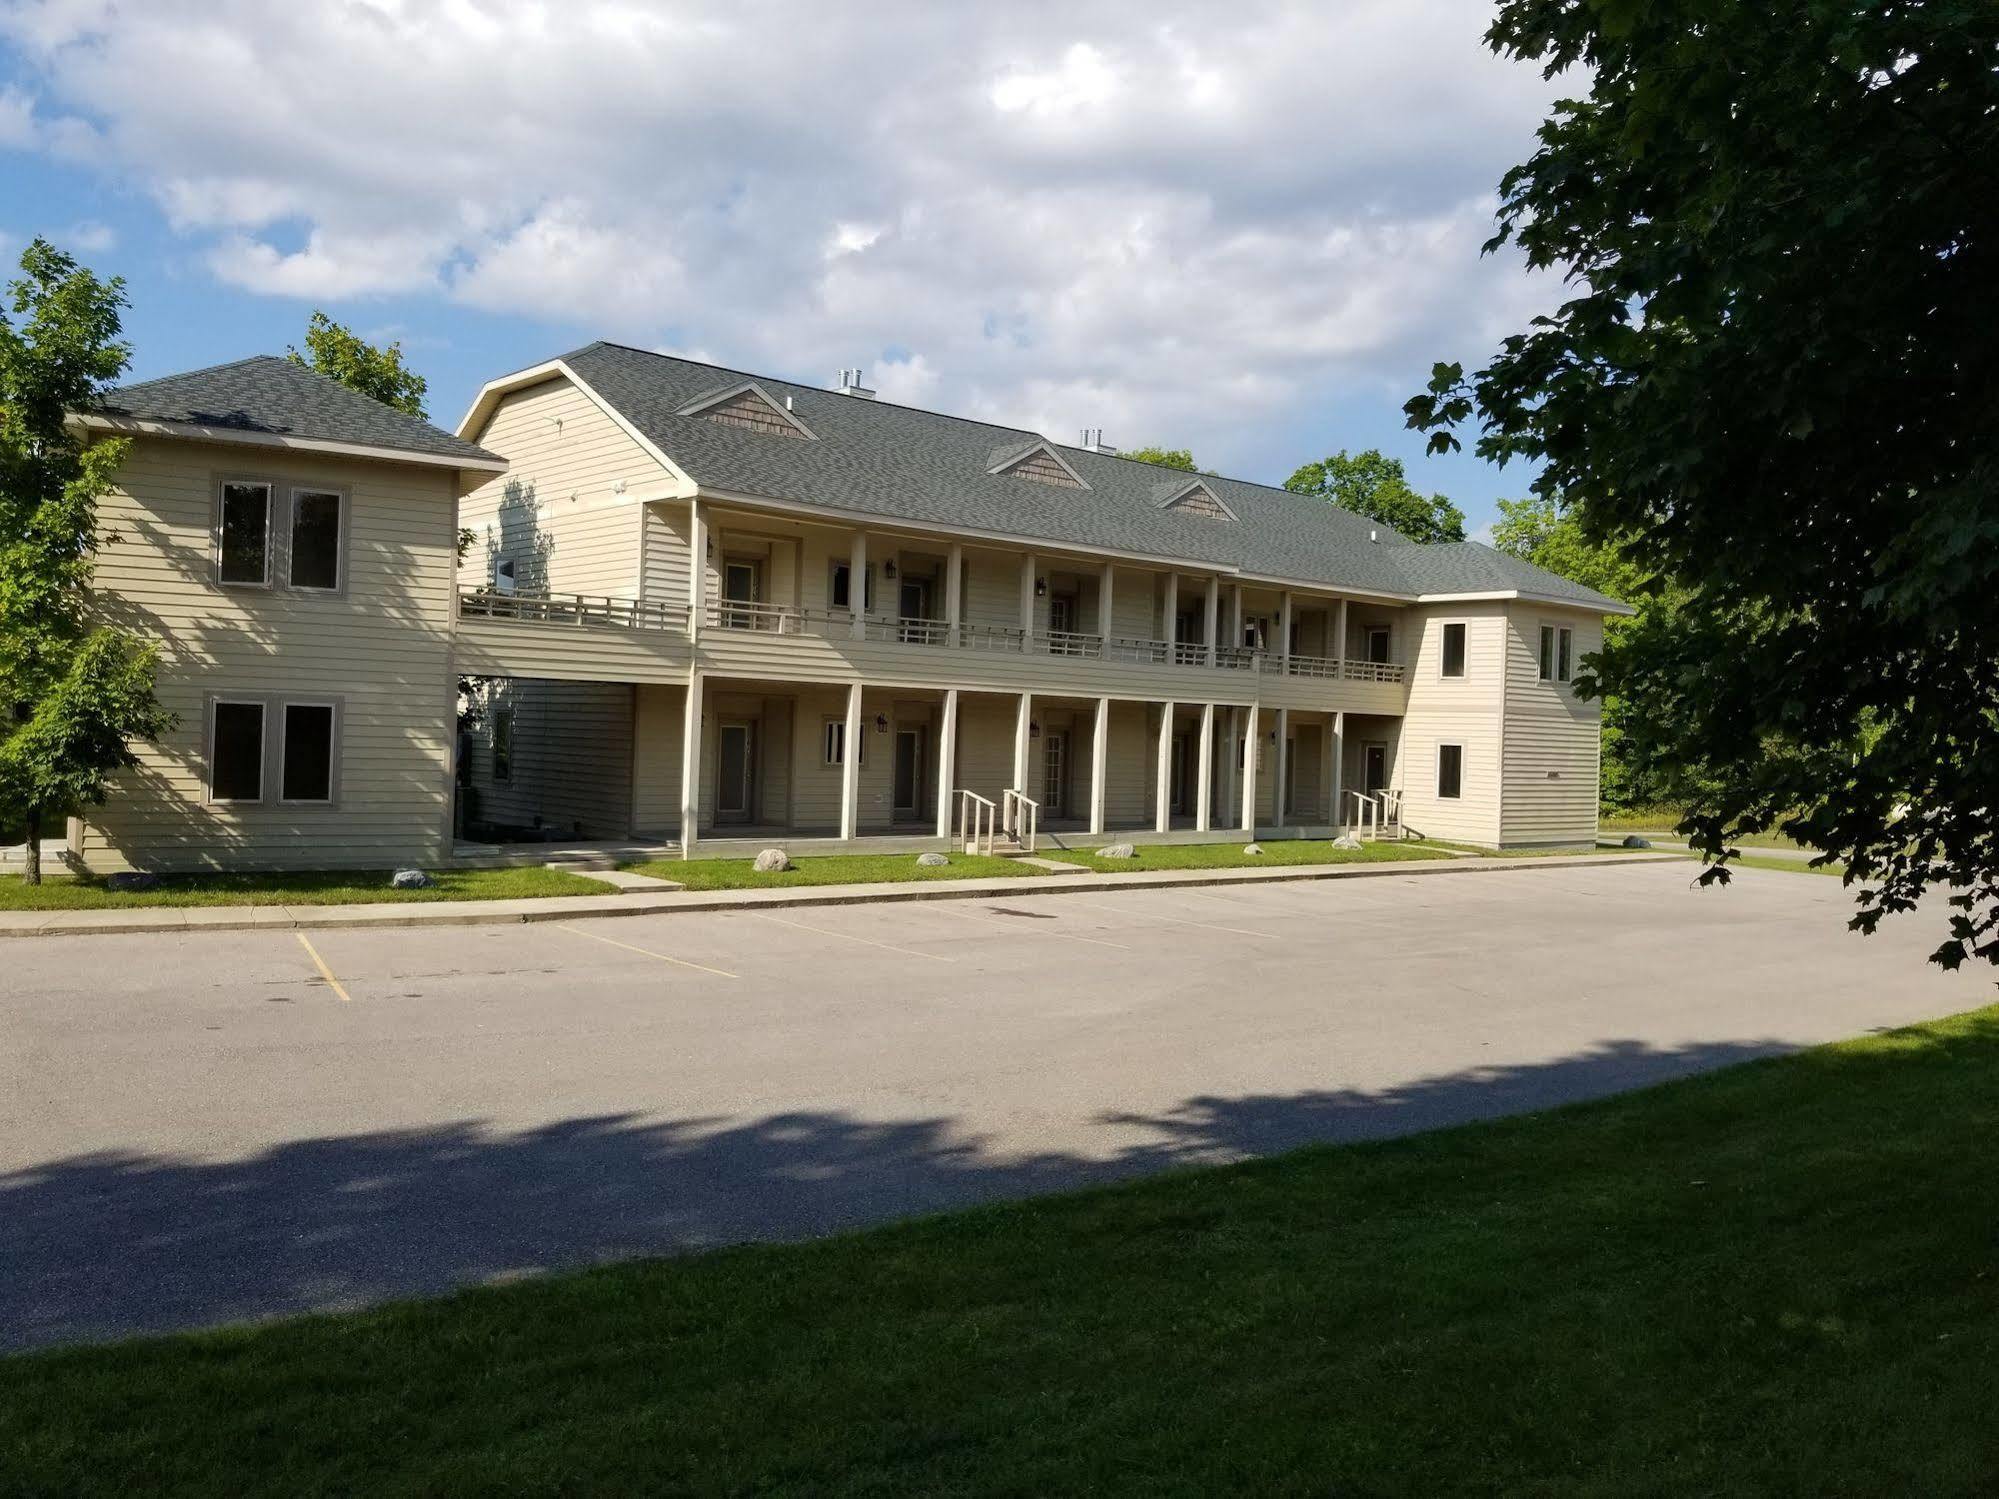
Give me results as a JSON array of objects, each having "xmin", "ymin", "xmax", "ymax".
[
  {"xmin": 1599, "ymin": 805, "xmax": 1810, "ymax": 850},
  {"xmin": 0, "ymin": 866, "xmax": 609, "ymax": 910},
  {"xmin": 1047, "ymin": 838, "xmax": 1453, "ymax": 872},
  {"xmin": 5, "ymin": 1005, "xmax": 1995, "ymax": 1495},
  {"xmin": 623, "ymin": 850, "xmax": 1043, "ymax": 890}
]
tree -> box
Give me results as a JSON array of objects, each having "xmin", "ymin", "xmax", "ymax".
[
  {"xmin": 1406, "ymin": 0, "xmax": 1999, "ymax": 969},
  {"xmin": 287, "ymin": 311, "xmax": 428, "ymax": 418},
  {"xmin": 1283, "ymin": 448, "xmax": 1466, "ymax": 543},
  {"xmin": 1124, "ymin": 446, "xmax": 1198, "ymax": 472},
  {"xmin": 0, "ymin": 240, "xmax": 171, "ymax": 882}
]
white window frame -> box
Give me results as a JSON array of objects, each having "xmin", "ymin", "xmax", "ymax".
[
  {"xmin": 205, "ymin": 696, "xmax": 268, "ymax": 805},
  {"xmin": 1538, "ymin": 622, "xmax": 1576, "ymax": 684},
  {"xmin": 286, "ymin": 485, "xmax": 349, "ymax": 594},
  {"xmin": 492, "ymin": 555, "xmax": 518, "ymax": 595},
  {"xmin": 1538, "ymin": 624, "xmax": 1557, "ymax": 682},
  {"xmin": 1438, "ymin": 620, "xmax": 1469, "ymax": 680},
  {"xmin": 215, "ymin": 478, "xmax": 275, "ymax": 588},
  {"xmin": 822, "ymin": 717, "xmax": 865, "ymax": 767},
  {"xmin": 1437, "ymin": 742, "xmax": 1465, "ymax": 800},
  {"xmin": 277, "ymin": 699, "xmax": 342, "ymax": 806},
  {"xmin": 829, "ymin": 561, "xmax": 874, "ymax": 613}
]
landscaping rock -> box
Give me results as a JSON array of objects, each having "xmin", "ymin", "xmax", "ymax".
[
  {"xmin": 1331, "ymin": 834, "xmax": 1364, "ymax": 851},
  {"xmin": 104, "ymin": 871, "xmax": 158, "ymax": 892},
  {"xmin": 753, "ymin": 848, "xmax": 792, "ymax": 873},
  {"xmin": 1242, "ymin": 843, "xmax": 1264, "ymax": 856},
  {"xmin": 916, "ymin": 852, "xmax": 950, "ymax": 867},
  {"xmin": 1621, "ymin": 834, "xmax": 1652, "ymax": 849},
  {"xmin": 1097, "ymin": 842, "xmax": 1137, "ymax": 859},
  {"xmin": 390, "ymin": 868, "xmax": 435, "ymax": 889}
]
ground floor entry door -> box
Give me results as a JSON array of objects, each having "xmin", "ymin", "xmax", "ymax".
[
  {"xmin": 717, "ymin": 720, "xmax": 756, "ymax": 823},
  {"xmin": 1043, "ymin": 732, "xmax": 1068, "ymax": 817},
  {"xmin": 1363, "ymin": 742, "xmax": 1388, "ymax": 796},
  {"xmin": 893, "ymin": 728, "xmax": 923, "ymax": 818}
]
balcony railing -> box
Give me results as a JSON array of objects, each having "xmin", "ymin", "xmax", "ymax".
[{"xmin": 459, "ymin": 589, "xmax": 1408, "ymax": 684}]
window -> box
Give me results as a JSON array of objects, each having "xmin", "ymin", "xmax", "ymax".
[
  {"xmin": 281, "ymin": 703, "xmax": 336, "ymax": 802},
  {"xmin": 1538, "ymin": 623, "xmax": 1575, "ymax": 683},
  {"xmin": 491, "ymin": 706, "xmax": 514, "ymax": 782},
  {"xmin": 1440, "ymin": 622, "xmax": 1467, "ymax": 678},
  {"xmin": 1365, "ymin": 625, "xmax": 1391, "ymax": 664},
  {"xmin": 1538, "ymin": 625, "xmax": 1556, "ymax": 681},
  {"xmin": 288, "ymin": 488, "xmax": 343, "ymax": 590},
  {"xmin": 493, "ymin": 555, "xmax": 517, "ymax": 595},
  {"xmin": 1437, "ymin": 743, "xmax": 1464, "ymax": 800},
  {"xmin": 217, "ymin": 481, "xmax": 272, "ymax": 585},
  {"xmin": 209, "ymin": 699, "xmax": 266, "ymax": 802},
  {"xmin": 830, "ymin": 562, "xmax": 874, "ymax": 611},
  {"xmin": 1557, "ymin": 626, "xmax": 1573, "ymax": 683},
  {"xmin": 823, "ymin": 718, "xmax": 865, "ymax": 766}
]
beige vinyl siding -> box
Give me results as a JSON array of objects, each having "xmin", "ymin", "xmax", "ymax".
[
  {"xmin": 1394, "ymin": 604, "xmax": 1505, "ymax": 844},
  {"xmin": 1104, "ymin": 700, "xmax": 1150, "ymax": 826},
  {"xmin": 1499, "ymin": 603, "xmax": 1604, "ymax": 846},
  {"xmin": 642, "ymin": 503, "xmax": 694, "ymax": 616},
  {"xmin": 79, "ymin": 436, "xmax": 457, "ymax": 873},
  {"xmin": 460, "ymin": 376, "xmax": 650, "ymax": 598},
  {"xmin": 632, "ymin": 683, "xmax": 687, "ymax": 834},
  {"xmin": 462, "ymin": 678, "xmax": 635, "ymax": 838},
  {"xmin": 953, "ymin": 694, "xmax": 1020, "ymax": 807}
]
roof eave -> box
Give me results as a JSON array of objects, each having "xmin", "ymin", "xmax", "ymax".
[
  {"xmin": 1416, "ymin": 588, "xmax": 1635, "ymax": 616},
  {"xmin": 68, "ymin": 413, "xmax": 508, "ymax": 474}
]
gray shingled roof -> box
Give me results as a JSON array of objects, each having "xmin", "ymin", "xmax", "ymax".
[
  {"xmin": 98, "ymin": 355, "xmax": 501, "ymax": 465},
  {"xmin": 549, "ymin": 342, "xmax": 1621, "ymax": 608}
]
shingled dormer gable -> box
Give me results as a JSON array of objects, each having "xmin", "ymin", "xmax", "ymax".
[
  {"xmin": 675, "ymin": 379, "xmax": 816, "ymax": 440},
  {"xmin": 1154, "ymin": 476, "xmax": 1238, "ymax": 521},
  {"xmin": 987, "ymin": 438, "xmax": 1089, "ymax": 490}
]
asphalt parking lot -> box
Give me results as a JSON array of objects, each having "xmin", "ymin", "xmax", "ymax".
[{"xmin": 2, "ymin": 860, "xmax": 1987, "ymax": 1352}]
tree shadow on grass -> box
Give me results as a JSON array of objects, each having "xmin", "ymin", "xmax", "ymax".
[{"xmin": 0, "ymin": 1034, "xmax": 1804, "ymax": 1352}]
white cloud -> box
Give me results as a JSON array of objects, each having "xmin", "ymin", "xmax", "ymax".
[
  {"xmin": 0, "ymin": 85, "xmax": 35, "ymax": 147},
  {"xmin": 63, "ymin": 219, "xmax": 114, "ymax": 252},
  {"xmin": 0, "ymin": 0, "xmax": 1566, "ymax": 473}
]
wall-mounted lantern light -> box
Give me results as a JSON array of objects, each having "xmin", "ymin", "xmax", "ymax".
[
  {"xmin": 874, "ymin": 713, "xmax": 889, "ymax": 733},
  {"xmin": 1034, "ymin": 576, "xmax": 1048, "ymax": 598},
  {"xmin": 1029, "ymin": 721, "xmax": 1042, "ymax": 739},
  {"xmin": 882, "ymin": 559, "xmax": 898, "ymax": 580}
]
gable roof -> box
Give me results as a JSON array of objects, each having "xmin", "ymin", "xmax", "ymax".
[
  {"xmin": 85, "ymin": 355, "xmax": 504, "ymax": 471},
  {"xmin": 464, "ymin": 341, "xmax": 1625, "ymax": 611}
]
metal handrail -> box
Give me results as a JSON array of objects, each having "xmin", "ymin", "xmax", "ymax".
[
  {"xmin": 957, "ymin": 788, "xmax": 998, "ymax": 856},
  {"xmin": 1002, "ymin": 789, "xmax": 1040, "ymax": 854}
]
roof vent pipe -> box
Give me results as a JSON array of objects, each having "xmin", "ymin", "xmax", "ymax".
[
  {"xmin": 836, "ymin": 367, "xmax": 876, "ymax": 400},
  {"xmin": 1369, "ymin": 528, "xmax": 1379, "ymax": 543}
]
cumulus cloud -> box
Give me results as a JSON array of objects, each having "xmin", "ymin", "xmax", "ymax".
[{"xmin": 0, "ymin": 0, "xmax": 1564, "ymax": 471}]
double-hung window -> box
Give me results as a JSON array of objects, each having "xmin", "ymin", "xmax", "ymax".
[
  {"xmin": 1440, "ymin": 622, "xmax": 1467, "ymax": 678},
  {"xmin": 288, "ymin": 489, "xmax": 344, "ymax": 591},
  {"xmin": 1538, "ymin": 624, "xmax": 1575, "ymax": 683},
  {"xmin": 1437, "ymin": 743, "xmax": 1464, "ymax": 800}
]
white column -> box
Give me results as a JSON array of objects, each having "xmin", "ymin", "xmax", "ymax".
[
  {"xmin": 1020, "ymin": 552, "xmax": 1038, "ymax": 649},
  {"xmin": 1204, "ymin": 576, "xmax": 1220, "ymax": 665},
  {"xmin": 840, "ymin": 682, "xmax": 863, "ymax": 840},
  {"xmin": 1161, "ymin": 571, "xmax": 1178, "ymax": 655},
  {"xmin": 1272, "ymin": 706, "xmax": 1289, "ymax": 829},
  {"xmin": 1195, "ymin": 702, "xmax": 1214, "ymax": 833},
  {"xmin": 1327, "ymin": 709, "xmax": 1344, "ymax": 827},
  {"xmin": 1335, "ymin": 597, "xmax": 1349, "ymax": 678},
  {"xmin": 1278, "ymin": 592, "xmax": 1294, "ymax": 671},
  {"xmin": 848, "ymin": 531, "xmax": 868, "ymax": 641},
  {"xmin": 1100, "ymin": 562, "xmax": 1115, "ymax": 645},
  {"xmin": 686, "ymin": 501, "xmax": 706, "ymax": 642},
  {"xmin": 678, "ymin": 670, "xmax": 703, "ymax": 858},
  {"xmin": 945, "ymin": 543, "xmax": 963, "ymax": 647},
  {"xmin": 934, "ymin": 688, "xmax": 959, "ymax": 837},
  {"xmin": 1013, "ymin": 691, "xmax": 1033, "ymax": 792},
  {"xmin": 1089, "ymin": 696, "xmax": 1111, "ymax": 835},
  {"xmin": 1240, "ymin": 702, "xmax": 1259, "ymax": 832},
  {"xmin": 1154, "ymin": 701, "xmax": 1175, "ymax": 833}
]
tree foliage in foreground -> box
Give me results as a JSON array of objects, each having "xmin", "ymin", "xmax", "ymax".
[
  {"xmin": 1407, "ymin": 0, "xmax": 1999, "ymax": 968},
  {"xmin": 1284, "ymin": 448, "xmax": 1466, "ymax": 544},
  {"xmin": 287, "ymin": 310, "xmax": 428, "ymax": 418},
  {"xmin": 0, "ymin": 240, "xmax": 170, "ymax": 881}
]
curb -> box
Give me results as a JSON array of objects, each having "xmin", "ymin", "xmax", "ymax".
[{"xmin": 0, "ymin": 852, "xmax": 1686, "ymax": 939}]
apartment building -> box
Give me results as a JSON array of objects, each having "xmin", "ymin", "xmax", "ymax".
[{"xmin": 65, "ymin": 345, "xmax": 1625, "ymax": 874}]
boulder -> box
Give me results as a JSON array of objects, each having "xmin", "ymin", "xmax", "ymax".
[
  {"xmin": 1331, "ymin": 834, "xmax": 1364, "ymax": 851},
  {"xmin": 390, "ymin": 868, "xmax": 435, "ymax": 889},
  {"xmin": 104, "ymin": 870, "xmax": 158, "ymax": 892},
  {"xmin": 1620, "ymin": 834, "xmax": 1652, "ymax": 849},
  {"xmin": 1242, "ymin": 843, "xmax": 1264, "ymax": 856},
  {"xmin": 753, "ymin": 848, "xmax": 792, "ymax": 873},
  {"xmin": 916, "ymin": 852, "xmax": 951, "ymax": 867},
  {"xmin": 1097, "ymin": 842, "xmax": 1138, "ymax": 859}
]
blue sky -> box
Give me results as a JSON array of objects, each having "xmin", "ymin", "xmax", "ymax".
[{"xmin": 0, "ymin": 1, "xmax": 1561, "ymax": 537}]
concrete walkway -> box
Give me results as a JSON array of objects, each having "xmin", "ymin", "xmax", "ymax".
[{"xmin": 0, "ymin": 852, "xmax": 1681, "ymax": 938}]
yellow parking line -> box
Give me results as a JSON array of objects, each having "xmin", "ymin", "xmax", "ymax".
[
  {"xmin": 558, "ymin": 924, "xmax": 738, "ymax": 979},
  {"xmin": 1064, "ymin": 896, "xmax": 1281, "ymax": 941},
  {"xmin": 931, "ymin": 903, "xmax": 1132, "ymax": 951},
  {"xmin": 747, "ymin": 911, "xmax": 954, "ymax": 963},
  {"xmin": 295, "ymin": 932, "xmax": 351, "ymax": 1003}
]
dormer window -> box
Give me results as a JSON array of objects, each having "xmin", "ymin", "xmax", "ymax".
[
  {"xmin": 987, "ymin": 440, "xmax": 1089, "ymax": 490},
  {"xmin": 675, "ymin": 380, "xmax": 816, "ymax": 440}
]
